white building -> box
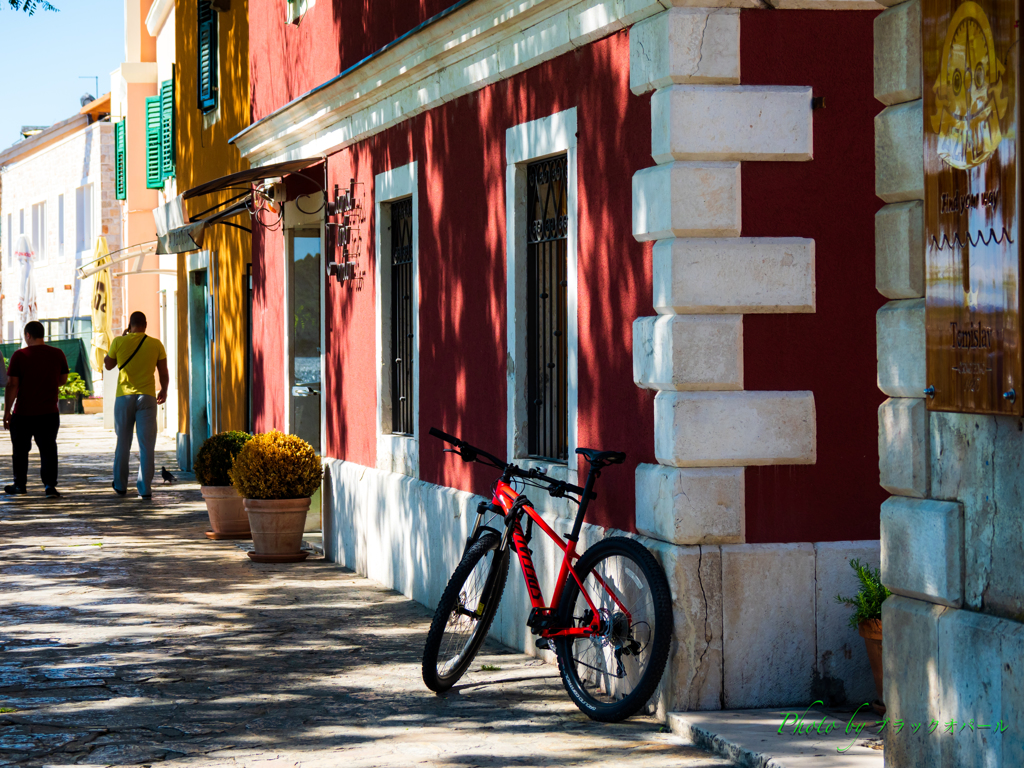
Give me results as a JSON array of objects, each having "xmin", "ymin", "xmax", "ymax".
[{"xmin": 0, "ymin": 98, "xmax": 123, "ymax": 362}]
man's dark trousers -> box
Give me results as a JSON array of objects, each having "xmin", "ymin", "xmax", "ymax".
[{"xmin": 10, "ymin": 413, "xmax": 60, "ymax": 489}]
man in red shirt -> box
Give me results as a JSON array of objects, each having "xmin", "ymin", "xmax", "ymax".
[{"xmin": 3, "ymin": 321, "xmax": 70, "ymax": 497}]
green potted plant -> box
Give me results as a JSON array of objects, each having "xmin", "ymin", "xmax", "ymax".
[
  {"xmin": 58, "ymin": 373, "xmax": 91, "ymax": 415},
  {"xmin": 836, "ymin": 558, "xmax": 891, "ymax": 713},
  {"xmin": 230, "ymin": 430, "xmax": 323, "ymax": 563},
  {"xmin": 195, "ymin": 431, "xmax": 253, "ymax": 540}
]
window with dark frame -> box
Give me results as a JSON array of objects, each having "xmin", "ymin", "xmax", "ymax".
[
  {"xmin": 390, "ymin": 197, "xmax": 414, "ymax": 436},
  {"xmin": 198, "ymin": 0, "xmax": 218, "ymax": 114},
  {"xmin": 526, "ymin": 154, "xmax": 569, "ymax": 462}
]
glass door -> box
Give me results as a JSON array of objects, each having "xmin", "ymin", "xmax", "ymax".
[
  {"xmin": 289, "ymin": 231, "xmax": 321, "ymax": 451},
  {"xmin": 188, "ymin": 269, "xmax": 211, "ymax": 467}
]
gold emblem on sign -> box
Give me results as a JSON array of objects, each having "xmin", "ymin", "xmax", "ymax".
[{"xmin": 930, "ymin": 1, "xmax": 1011, "ymax": 170}]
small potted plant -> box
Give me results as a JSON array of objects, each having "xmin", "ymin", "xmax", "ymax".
[
  {"xmin": 195, "ymin": 431, "xmax": 253, "ymax": 540},
  {"xmin": 835, "ymin": 558, "xmax": 891, "ymax": 714},
  {"xmin": 58, "ymin": 373, "xmax": 91, "ymax": 414},
  {"xmin": 229, "ymin": 430, "xmax": 323, "ymax": 563}
]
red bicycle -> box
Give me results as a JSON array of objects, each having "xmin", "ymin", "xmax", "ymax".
[{"xmin": 421, "ymin": 428, "xmax": 673, "ymax": 722}]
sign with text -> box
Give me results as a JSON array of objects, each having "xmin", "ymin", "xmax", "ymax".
[{"xmin": 924, "ymin": 0, "xmax": 1021, "ymax": 414}]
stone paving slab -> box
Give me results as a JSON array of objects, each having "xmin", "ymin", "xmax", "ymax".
[
  {"xmin": 0, "ymin": 416, "xmax": 734, "ymax": 767},
  {"xmin": 669, "ymin": 708, "xmax": 884, "ymax": 768}
]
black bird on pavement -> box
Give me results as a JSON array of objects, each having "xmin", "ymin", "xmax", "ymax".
[{"xmin": 161, "ymin": 467, "xmax": 176, "ymax": 484}]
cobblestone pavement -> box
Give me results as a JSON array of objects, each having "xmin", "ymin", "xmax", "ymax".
[{"xmin": 0, "ymin": 416, "xmax": 734, "ymax": 768}]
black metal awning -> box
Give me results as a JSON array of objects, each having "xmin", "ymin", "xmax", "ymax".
[
  {"xmin": 182, "ymin": 158, "xmax": 321, "ymax": 200},
  {"xmin": 153, "ymin": 158, "xmax": 324, "ymax": 254}
]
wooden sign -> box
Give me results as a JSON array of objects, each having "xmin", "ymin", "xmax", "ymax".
[{"xmin": 924, "ymin": 0, "xmax": 1021, "ymax": 415}]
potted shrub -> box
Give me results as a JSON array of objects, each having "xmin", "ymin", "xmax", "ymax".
[
  {"xmin": 195, "ymin": 431, "xmax": 253, "ymax": 540},
  {"xmin": 230, "ymin": 430, "xmax": 323, "ymax": 563},
  {"xmin": 835, "ymin": 558, "xmax": 891, "ymax": 714},
  {"xmin": 58, "ymin": 373, "xmax": 91, "ymax": 415}
]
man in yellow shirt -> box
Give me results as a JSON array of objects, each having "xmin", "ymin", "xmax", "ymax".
[{"xmin": 104, "ymin": 312, "xmax": 169, "ymax": 499}]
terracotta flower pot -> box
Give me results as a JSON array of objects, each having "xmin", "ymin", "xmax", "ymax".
[
  {"xmin": 201, "ymin": 485, "xmax": 251, "ymax": 540},
  {"xmin": 859, "ymin": 619, "xmax": 884, "ymax": 714},
  {"xmin": 244, "ymin": 497, "xmax": 311, "ymax": 563}
]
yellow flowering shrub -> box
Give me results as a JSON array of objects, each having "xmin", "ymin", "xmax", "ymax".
[{"xmin": 229, "ymin": 430, "xmax": 324, "ymax": 500}]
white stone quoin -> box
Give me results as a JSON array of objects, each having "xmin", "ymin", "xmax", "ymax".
[
  {"xmin": 635, "ymin": 464, "xmax": 745, "ymax": 544},
  {"xmin": 877, "ymin": 298, "xmax": 926, "ymax": 398},
  {"xmin": 652, "ymin": 237, "xmax": 815, "ymax": 314},
  {"xmin": 881, "ymin": 496, "xmax": 964, "ymax": 608},
  {"xmin": 875, "ymin": 200, "xmax": 924, "ymax": 299},
  {"xmin": 878, "ymin": 396, "xmax": 929, "ymax": 498},
  {"xmin": 632, "ymin": 161, "xmax": 741, "ymax": 241},
  {"xmin": 882, "ymin": 596, "xmax": 949, "ymax": 767},
  {"xmin": 873, "ymin": 0, "xmax": 922, "ymax": 106},
  {"xmin": 629, "ymin": 7, "xmax": 740, "ymax": 94},
  {"xmin": 721, "ymin": 543, "xmax": 817, "ymax": 707},
  {"xmin": 654, "ymin": 390, "xmax": 816, "ymax": 467},
  {"xmin": 874, "ymin": 99, "xmax": 924, "ymax": 204},
  {"xmin": 651, "ymin": 85, "xmax": 813, "ymax": 163},
  {"xmin": 633, "ymin": 314, "xmax": 743, "ymax": 391}
]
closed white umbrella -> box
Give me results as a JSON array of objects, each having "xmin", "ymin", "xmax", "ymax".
[{"xmin": 14, "ymin": 234, "xmax": 39, "ymax": 342}]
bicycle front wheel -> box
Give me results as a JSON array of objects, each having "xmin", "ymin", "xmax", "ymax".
[
  {"xmin": 422, "ymin": 531, "xmax": 509, "ymax": 692},
  {"xmin": 554, "ymin": 536, "xmax": 673, "ymax": 722}
]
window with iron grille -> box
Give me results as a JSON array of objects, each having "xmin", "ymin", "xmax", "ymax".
[
  {"xmin": 526, "ymin": 155, "xmax": 568, "ymax": 462},
  {"xmin": 390, "ymin": 197, "xmax": 414, "ymax": 436}
]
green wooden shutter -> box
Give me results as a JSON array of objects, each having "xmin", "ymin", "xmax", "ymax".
[
  {"xmin": 114, "ymin": 119, "xmax": 127, "ymax": 200},
  {"xmin": 145, "ymin": 96, "xmax": 163, "ymax": 189},
  {"xmin": 198, "ymin": 0, "xmax": 217, "ymax": 113},
  {"xmin": 160, "ymin": 77, "xmax": 175, "ymax": 179}
]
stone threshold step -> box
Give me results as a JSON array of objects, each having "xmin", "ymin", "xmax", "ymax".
[{"xmin": 669, "ymin": 707, "xmax": 884, "ymax": 768}]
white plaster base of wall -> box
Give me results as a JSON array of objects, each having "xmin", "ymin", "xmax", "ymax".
[
  {"xmin": 323, "ymin": 459, "xmax": 880, "ymax": 713},
  {"xmin": 322, "ymin": 457, "xmax": 724, "ymax": 716}
]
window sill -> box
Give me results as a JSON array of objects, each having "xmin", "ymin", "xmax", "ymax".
[
  {"xmin": 515, "ymin": 457, "xmax": 568, "ymax": 480},
  {"xmin": 377, "ymin": 433, "xmax": 418, "ymax": 478},
  {"xmin": 511, "ymin": 456, "xmax": 579, "ymax": 522}
]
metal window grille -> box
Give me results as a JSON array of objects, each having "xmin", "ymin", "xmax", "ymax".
[
  {"xmin": 526, "ymin": 155, "xmax": 568, "ymax": 461},
  {"xmin": 390, "ymin": 197, "xmax": 415, "ymax": 435}
]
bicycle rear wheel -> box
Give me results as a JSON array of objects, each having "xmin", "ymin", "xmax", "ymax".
[
  {"xmin": 422, "ymin": 531, "xmax": 509, "ymax": 692},
  {"xmin": 554, "ymin": 536, "xmax": 673, "ymax": 722}
]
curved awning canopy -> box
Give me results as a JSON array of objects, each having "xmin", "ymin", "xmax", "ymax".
[
  {"xmin": 152, "ymin": 158, "xmax": 323, "ymax": 254},
  {"xmin": 182, "ymin": 158, "xmax": 320, "ymax": 200}
]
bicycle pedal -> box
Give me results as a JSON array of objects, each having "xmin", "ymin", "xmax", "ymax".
[{"xmin": 535, "ymin": 638, "xmax": 555, "ymax": 651}]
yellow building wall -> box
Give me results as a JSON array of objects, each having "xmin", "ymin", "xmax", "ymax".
[{"xmin": 175, "ymin": 0, "xmax": 250, "ymax": 439}]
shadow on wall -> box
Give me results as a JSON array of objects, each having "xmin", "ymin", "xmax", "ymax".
[
  {"xmin": 318, "ymin": 32, "xmax": 655, "ymax": 529},
  {"xmin": 177, "ymin": 0, "xmax": 252, "ymax": 435}
]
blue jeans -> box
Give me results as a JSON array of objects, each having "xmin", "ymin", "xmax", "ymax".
[{"xmin": 114, "ymin": 395, "xmax": 158, "ymax": 497}]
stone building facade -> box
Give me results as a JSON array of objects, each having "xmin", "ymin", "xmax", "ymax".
[
  {"xmin": 237, "ymin": 0, "xmax": 891, "ymax": 717},
  {"xmin": 874, "ymin": 1, "xmax": 1024, "ymax": 765}
]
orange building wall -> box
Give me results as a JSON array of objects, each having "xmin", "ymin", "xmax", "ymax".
[{"xmin": 175, "ymin": 0, "xmax": 251, "ymax": 436}]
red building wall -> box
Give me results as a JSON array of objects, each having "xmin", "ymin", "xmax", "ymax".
[
  {"xmin": 740, "ymin": 10, "xmax": 887, "ymax": 543},
  {"xmin": 249, "ymin": 0, "xmax": 453, "ymax": 123},
  {"xmin": 251, "ymin": 24, "xmax": 656, "ymax": 531},
  {"xmin": 250, "ymin": 4, "xmax": 885, "ymax": 540}
]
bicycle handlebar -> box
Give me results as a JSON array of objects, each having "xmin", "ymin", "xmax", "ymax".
[{"xmin": 429, "ymin": 427, "xmax": 589, "ymax": 499}]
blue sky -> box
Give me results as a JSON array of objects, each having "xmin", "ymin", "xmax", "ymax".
[{"xmin": 0, "ymin": 1, "xmax": 125, "ymax": 152}]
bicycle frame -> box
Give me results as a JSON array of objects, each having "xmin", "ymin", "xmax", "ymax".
[{"xmin": 489, "ymin": 479, "xmax": 632, "ymax": 640}]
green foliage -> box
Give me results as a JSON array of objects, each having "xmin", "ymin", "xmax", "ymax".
[
  {"xmin": 229, "ymin": 430, "xmax": 323, "ymax": 500},
  {"xmin": 195, "ymin": 431, "xmax": 253, "ymax": 487},
  {"xmin": 6, "ymin": 1, "xmax": 59, "ymax": 13},
  {"xmin": 58, "ymin": 373, "xmax": 91, "ymax": 399},
  {"xmin": 835, "ymin": 558, "xmax": 891, "ymax": 629}
]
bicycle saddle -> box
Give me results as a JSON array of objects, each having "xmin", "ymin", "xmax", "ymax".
[{"xmin": 576, "ymin": 448, "xmax": 626, "ymax": 466}]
